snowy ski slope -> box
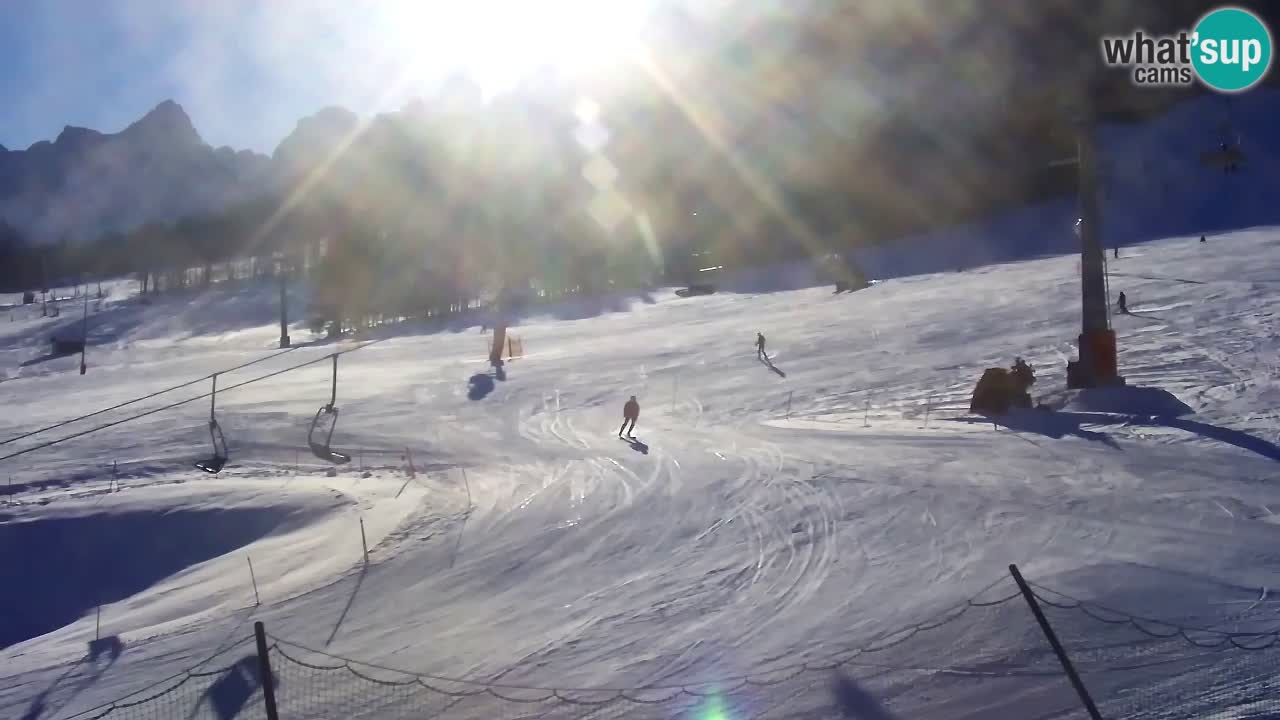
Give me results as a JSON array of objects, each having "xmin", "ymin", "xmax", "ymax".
[{"xmin": 1, "ymin": 92, "xmax": 1279, "ymax": 719}]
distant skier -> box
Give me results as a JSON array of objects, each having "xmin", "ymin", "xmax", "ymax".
[
  {"xmin": 756, "ymin": 332, "xmax": 767, "ymax": 360},
  {"xmin": 1117, "ymin": 291, "xmax": 1128, "ymax": 314},
  {"xmin": 1200, "ymin": 234, "xmax": 1207, "ymax": 243},
  {"xmin": 619, "ymin": 395, "xmax": 640, "ymax": 438}
]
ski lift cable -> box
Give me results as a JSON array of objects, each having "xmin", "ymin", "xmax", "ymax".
[
  {"xmin": 0, "ymin": 344, "xmax": 305, "ymax": 447},
  {"xmin": 0, "ymin": 341, "xmax": 382, "ymax": 464}
]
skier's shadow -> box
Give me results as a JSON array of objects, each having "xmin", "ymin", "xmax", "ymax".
[
  {"xmin": 1125, "ymin": 310, "xmax": 1169, "ymax": 322},
  {"xmin": 624, "ymin": 438, "xmax": 649, "ymax": 455},
  {"xmin": 759, "ymin": 354, "xmax": 787, "ymax": 378}
]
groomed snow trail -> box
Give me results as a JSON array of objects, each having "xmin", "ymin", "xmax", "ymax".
[{"xmin": 2, "ymin": 229, "xmax": 1279, "ymax": 719}]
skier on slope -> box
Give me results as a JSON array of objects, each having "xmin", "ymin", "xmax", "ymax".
[
  {"xmin": 756, "ymin": 332, "xmax": 767, "ymax": 360},
  {"xmin": 619, "ymin": 395, "xmax": 640, "ymax": 439},
  {"xmin": 1117, "ymin": 291, "xmax": 1128, "ymax": 314}
]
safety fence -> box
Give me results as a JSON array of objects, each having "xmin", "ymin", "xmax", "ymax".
[{"xmin": 25, "ymin": 566, "xmax": 1280, "ymax": 720}]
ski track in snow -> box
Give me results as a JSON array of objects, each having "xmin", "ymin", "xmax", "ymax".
[{"xmin": 1, "ymin": 229, "xmax": 1280, "ymax": 718}]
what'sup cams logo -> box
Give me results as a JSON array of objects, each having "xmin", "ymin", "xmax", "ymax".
[{"xmin": 1101, "ymin": 6, "xmax": 1273, "ymax": 92}]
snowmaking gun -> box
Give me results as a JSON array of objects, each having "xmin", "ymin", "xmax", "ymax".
[{"xmin": 969, "ymin": 359, "xmax": 1037, "ymax": 416}]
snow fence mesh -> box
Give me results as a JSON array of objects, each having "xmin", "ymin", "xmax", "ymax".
[
  {"xmin": 54, "ymin": 636, "xmax": 267, "ymax": 720},
  {"xmin": 40, "ymin": 574, "xmax": 1280, "ymax": 719},
  {"xmin": 262, "ymin": 583, "xmax": 1092, "ymax": 720},
  {"xmin": 1030, "ymin": 581, "xmax": 1280, "ymax": 720}
]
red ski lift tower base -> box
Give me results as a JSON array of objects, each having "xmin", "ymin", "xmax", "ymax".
[{"xmin": 1061, "ymin": 101, "xmax": 1123, "ymax": 390}]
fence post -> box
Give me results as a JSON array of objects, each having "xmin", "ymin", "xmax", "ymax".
[
  {"xmin": 360, "ymin": 518, "xmax": 369, "ymax": 564},
  {"xmin": 254, "ymin": 621, "xmax": 280, "ymax": 720},
  {"xmin": 1009, "ymin": 564, "xmax": 1104, "ymax": 720},
  {"xmin": 786, "ymin": 391, "xmax": 794, "ymax": 420},
  {"xmin": 924, "ymin": 395, "xmax": 933, "ymax": 428},
  {"xmin": 863, "ymin": 398, "xmax": 871, "ymax": 427}
]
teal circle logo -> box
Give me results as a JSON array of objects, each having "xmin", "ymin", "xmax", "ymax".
[{"xmin": 1192, "ymin": 7, "xmax": 1273, "ymax": 92}]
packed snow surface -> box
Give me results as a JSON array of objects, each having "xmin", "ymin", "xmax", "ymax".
[{"xmin": 1, "ymin": 223, "xmax": 1278, "ymax": 719}]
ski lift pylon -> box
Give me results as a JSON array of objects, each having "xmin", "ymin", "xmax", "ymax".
[
  {"xmin": 195, "ymin": 373, "xmax": 229, "ymax": 474},
  {"xmin": 308, "ymin": 354, "xmax": 351, "ymax": 464}
]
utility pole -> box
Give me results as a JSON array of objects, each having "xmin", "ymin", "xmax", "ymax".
[
  {"xmin": 1050, "ymin": 80, "xmax": 1123, "ymax": 390},
  {"xmin": 278, "ymin": 256, "xmax": 290, "ymax": 349},
  {"xmin": 79, "ymin": 291, "xmax": 88, "ymax": 375},
  {"xmin": 1068, "ymin": 93, "xmax": 1122, "ymax": 389},
  {"xmin": 39, "ymin": 254, "xmax": 48, "ymax": 317}
]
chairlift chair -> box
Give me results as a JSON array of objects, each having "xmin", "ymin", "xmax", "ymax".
[
  {"xmin": 195, "ymin": 374, "xmax": 229, "ymax": 474},
  {"xmin": 308, "ymin": 354, "xmax": 351, "ymax": 464}
]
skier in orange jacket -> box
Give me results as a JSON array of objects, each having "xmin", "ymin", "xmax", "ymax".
[{"xmin": 619, "ymin": 396, "xmax": 640, "ymax": 438}]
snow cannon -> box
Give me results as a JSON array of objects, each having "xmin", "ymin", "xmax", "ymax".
[{"xmin": 969, "ymin": 361, "xmax": 1034, "ymax": 416}]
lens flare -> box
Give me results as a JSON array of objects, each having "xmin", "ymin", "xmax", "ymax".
[{"xmin": 693, "ymin": 692, "xmax": 731, "ymax": 720}]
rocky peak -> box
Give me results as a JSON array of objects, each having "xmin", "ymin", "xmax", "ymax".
[{"xmin": 121, "ymin": 100, "xmax": 202, "ymax": 145}]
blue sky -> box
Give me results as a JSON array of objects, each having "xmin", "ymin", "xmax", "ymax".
[{"xmin": 0, "ymin": 0, "xmax": 654, "ymax": 155}]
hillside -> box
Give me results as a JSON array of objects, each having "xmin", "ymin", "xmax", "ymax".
[{"xmin": 0, "ymin": 89, "xmax": 1278, "ymax": 720}]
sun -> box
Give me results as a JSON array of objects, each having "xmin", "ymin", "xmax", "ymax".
[{"xmin": 374, "ymin": 0, "xmax": 654, "ymax": 96}]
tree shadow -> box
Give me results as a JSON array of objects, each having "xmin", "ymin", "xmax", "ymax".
[
  {"xmin": 467, "ymin": 373, "xmax": 495, "ymax": 401},
  {"xmin": 0, "ymin": 510, "xmax": 289, "ymax": 649}
]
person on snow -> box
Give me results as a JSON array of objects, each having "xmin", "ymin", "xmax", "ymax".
[
  {"xmin": 619, "ymin": 395, "xmax": 640, "ymax": 438},
  {"xmin": 1011, "ymin": 357, "xmax": 1035, "ymax": 388},
  {"xmin": 1009, "ymin": 357, "xmax": 1036, "ymax": 408},
  {"xmin": 756, "ymin": 332, "xmax": 767, "ymax": 360},
  {"xmin": 1117, "ymin": 291, "xmax": 1128, "ymax": 314}
]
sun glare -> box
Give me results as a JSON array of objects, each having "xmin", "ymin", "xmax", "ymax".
[{"xmin": 376, "ymin": 0, "xmax": 653, "ymax": 96}]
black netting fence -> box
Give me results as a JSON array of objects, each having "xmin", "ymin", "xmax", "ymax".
[
  {"xmin": 1031, "ymin": 580, "xmax": 1280, "ymax": 720},
  {"xmin": 261, "ymin": 581, "xmax": 1089, "ymax": 720},
  {"xmin": 31, "ymin": 570, "xmax": 1280, "ymax": 719},
  {"xmin": 58, "ymin": 636, "xmax": 264, "ymax": 720}
]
